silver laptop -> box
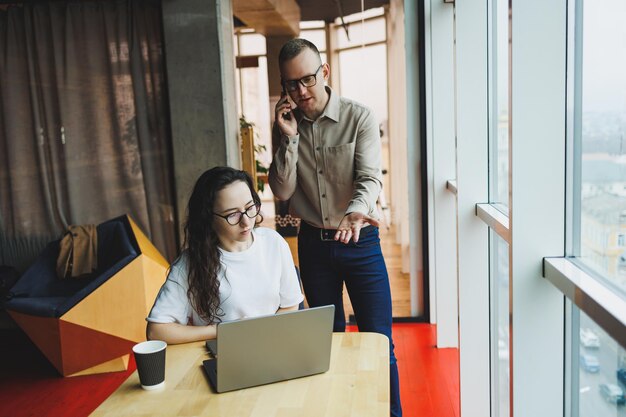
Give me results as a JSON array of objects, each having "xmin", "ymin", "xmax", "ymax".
[{"xmin": 203, "ymin": 305, "xmax": 335, "ymax": 393}]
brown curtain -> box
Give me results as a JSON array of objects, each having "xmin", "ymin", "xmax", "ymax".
[{"xmin": 0, "ymin": 0, "xmax": 177, "ymax": 272}]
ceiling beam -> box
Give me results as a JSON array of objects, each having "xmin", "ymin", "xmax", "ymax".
[{"xmin": 233, "ymin": 0, "xmax": 300, "ymax": 37}]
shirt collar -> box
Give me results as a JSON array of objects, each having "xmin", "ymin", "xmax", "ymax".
[{"xmin": 322, "ymin": 86, "xmax": 340, "ymax": 122}]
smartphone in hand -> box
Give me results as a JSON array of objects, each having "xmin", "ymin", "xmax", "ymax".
[{"xmin": 281, "ymin": 88, "xmax": 292, "ymax": 121}]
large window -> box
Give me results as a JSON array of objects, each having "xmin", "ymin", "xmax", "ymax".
[
  {"xmin": 337, "ymin": 44, "xmax": 388, "ymax": 124},
  {"xmin": 572, "ymin": 308, "xmax": 626, "ymax": 416},
  {"xmin": 435, "ymin": 0, "xmax": 625, "ymax": 415},
  {"xmin": 488, "ymin": 0, "xmax": 510, "ymax": 209},
  {"xmin": 234, "ymin": 31, "xmax": 272, "ymax": 169},
  {"xmin": 487, "ymin": 0, "xmax": 512, "ymax": 414},
  {"xmin": 490, "ymin": 231, "xmax": 510, "ymax": 417},
  {"xmin": 333, "ymin": 8, "xmax": 388, "ymax": 128},
  {"xmin": 300, "ymin": 22, "xmax": 327, "ymax": 63},
  {"xmin": 336, "ymin": 11, "xmax": 386, "ymax": 48},
  {"xmin": 567, "ymin": 0, "xmax": 626, "ymax": 415},
  {"xmin": 574, "ymin": 0, "xmax": 626, "ymax": 295}
]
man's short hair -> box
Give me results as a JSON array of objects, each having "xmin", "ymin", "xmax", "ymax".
[{"xmin": 278, "ymin": 38, "xmax": 321, "ymax": 66}]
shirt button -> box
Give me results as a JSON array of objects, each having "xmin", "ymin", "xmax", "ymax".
[
  {"xmin": 318, "ymin": 170, "xmax": 323, "ymax": 174},
  {"xmin": 316, "ymin": 147, "xmax": 320, "ymax": 151},
  {"xmin": 325, "ymin": 217, "xmax": 329, "ymax": 221},
  {"xmin": 322, "ymin": 194, "xmax": 326, "ymax": 198}
]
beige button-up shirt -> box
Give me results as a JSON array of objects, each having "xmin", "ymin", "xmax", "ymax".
[{"xmin": 269, "ymin": 87, "xmax": 382, "ymax": 230}]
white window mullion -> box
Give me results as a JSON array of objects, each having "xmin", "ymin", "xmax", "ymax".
[
  {"xmin": 427, "ymin": 0, "xmax": 459, "ymax": 348},
  {"xmin": 510, "ymin": 1, "xmax": 567, "ymax": 416},
  {"xmin": 455, "ymin": 0, "xmax": 491, "ymax": 415}
]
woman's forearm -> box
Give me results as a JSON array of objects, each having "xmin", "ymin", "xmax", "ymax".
[
  {"xmin": 276, "ymin": 305, "xmax": 299, "ymax": 314},
  {"xmin": 146, "ymin": 322, "xmax": 216, "ymax": 344}
]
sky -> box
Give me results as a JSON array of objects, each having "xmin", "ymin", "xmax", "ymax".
[{"xmin": 582, "ymin": 0, "xmax": 626, "ymax": 114}]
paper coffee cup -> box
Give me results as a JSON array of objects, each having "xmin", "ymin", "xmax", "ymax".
[{"xmin": 132, "ymin": 340, "xmax": 167, "ymax": 390}]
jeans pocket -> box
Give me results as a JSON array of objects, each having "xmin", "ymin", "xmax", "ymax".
[{"xmin": 352, "ymin": 228, "xmax": 380, "ymax": 248}]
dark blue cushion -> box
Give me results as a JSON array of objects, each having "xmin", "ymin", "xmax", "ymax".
[
  {"xmin": 5, "ymin": 216, "xmax": 140, "ymax": 318},
  {"xmin": 4, "ymin": 296, "xmax": 68, "ymax": 317}
]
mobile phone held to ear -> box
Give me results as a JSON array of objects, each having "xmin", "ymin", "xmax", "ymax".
[{"xmin": 281, "ymin": 89, "xmax": 292, "ymax": 121}]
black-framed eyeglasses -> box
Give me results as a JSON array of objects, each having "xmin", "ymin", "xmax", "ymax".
[
  {"xmin": 213, "ymin": 204, "xmax": 261, "ymax": 226},
  {"xmin": 282, "ymin": 64, "xmax": 323, "ymax": 92}
]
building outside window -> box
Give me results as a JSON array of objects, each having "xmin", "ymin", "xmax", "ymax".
[{"xmin": 569, "ymin": 0, "xmax": 626, "ymax": 415}]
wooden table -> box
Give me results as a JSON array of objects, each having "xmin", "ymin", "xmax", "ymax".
[{"xmin": 92, "ymin": 332, "xmax": 390, "ymax": 417}]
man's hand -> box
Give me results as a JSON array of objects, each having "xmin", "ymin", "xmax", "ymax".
[
  {"xmin": 334, "ymin": 212, "xmax": 380, "ymax": 244},
  {"xmin": 275, "ymin": 92, "xmax": 298, "ymax": 136}
]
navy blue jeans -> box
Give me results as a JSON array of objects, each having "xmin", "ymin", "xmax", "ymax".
[{"xmin": 298, "ymin": 223, "xmax": 402, "ymax": 417}]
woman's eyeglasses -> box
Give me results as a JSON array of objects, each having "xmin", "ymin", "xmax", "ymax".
[
  {"xmin": 282, "ymin": 64, "xmax": 323, "ymax": 92},
  {"xmin": 213, "ymin": 204, "xmax": 261, "ymax": 226}
]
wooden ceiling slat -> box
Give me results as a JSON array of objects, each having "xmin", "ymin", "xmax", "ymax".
[{"xmin": 233, "ymin": 0, "xmax": 300, "ymax": 37}]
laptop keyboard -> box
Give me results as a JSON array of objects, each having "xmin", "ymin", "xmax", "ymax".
[{"xmin": 205, "ymin": 340, "xmax": 218, "ymax": 357}]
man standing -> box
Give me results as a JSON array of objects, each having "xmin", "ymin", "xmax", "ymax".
[{"xmin": 269, "ymin": 38, "xmax": 402, "ymax": 417}]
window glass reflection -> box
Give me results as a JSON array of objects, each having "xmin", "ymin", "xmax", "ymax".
[
  {"xmin": 578, "ymin": 0, "xmax": 626, "ymax": 296},
  {"xmin": 491, "ymin": 230, "xmax": 510, "ymax": 417},
  {"xmin": 574, "ymin": 309, "xmax": 626, "ymax": 416},
  {"xmin": 489, "ymin": 0, "xmax": 510, "ymax": 208}
]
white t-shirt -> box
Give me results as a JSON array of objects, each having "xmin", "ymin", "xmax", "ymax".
[{"xmin": 147, "ymin": 227, "xmax": 304, "ymax": 325}]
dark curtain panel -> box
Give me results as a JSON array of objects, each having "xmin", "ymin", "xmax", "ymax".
[{"xmin": 0, "ymin": 0, "xmax": 177, "ymax": 272}]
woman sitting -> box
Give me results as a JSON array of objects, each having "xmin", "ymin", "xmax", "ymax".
[{"xmin": 147, "ymin": 166, "xmax": 303, "ymax": 344}]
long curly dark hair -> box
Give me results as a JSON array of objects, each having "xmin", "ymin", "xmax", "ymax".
[{"xmin": 183, "ymin": 167, "xmax": 262, "ymax": 324}]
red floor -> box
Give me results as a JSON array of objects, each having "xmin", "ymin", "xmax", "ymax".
[
  {"xmin": 0, "ymin": 328, "xmax": 137, "ymax": 417},
  {"xmin": 392, "ymin": 324, "xmax": 460, "ymax": 417},
  {"xmin": 0, "ymin": 323, "xmax": 459, "ymax": 417}
]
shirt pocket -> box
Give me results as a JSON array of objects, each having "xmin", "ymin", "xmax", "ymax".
[{"xmin": 323, "ymin": 141, "xmax": 356, "ymax": 184}]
